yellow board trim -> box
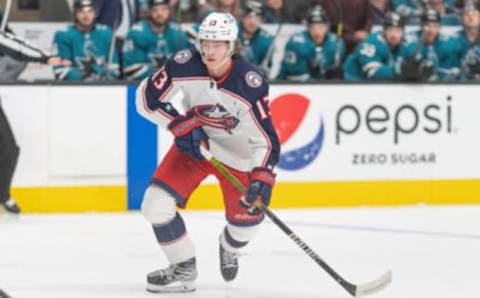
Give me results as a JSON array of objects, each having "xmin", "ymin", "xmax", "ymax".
[
  {"xmin": 11, "ymin": 179, "xmax": 480, "ymax": 213},
  {"xmin": 11, "ymin": 186, "xmax": 126, "ymax": 213},
  {"xmin": 188, "ymin": 179, "xmax": 480, "ymax": 209}
]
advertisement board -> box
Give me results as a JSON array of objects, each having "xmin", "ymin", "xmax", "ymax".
[{"xmin": 269, "ymin": 84, "xmax": 480, "ymax": 181}]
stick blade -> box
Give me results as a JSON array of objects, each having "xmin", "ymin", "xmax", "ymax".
[{"xmin": 354, "ymin": 270, "xmax": 392, "ymax": 297}]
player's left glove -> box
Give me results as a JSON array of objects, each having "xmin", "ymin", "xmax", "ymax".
[
  {"xmin": 168, "ymin": 111, "xmax": 209, "ymax": 160},
  {"xmin": 240, "ymin": 167, "xmax": 276, "ymax": 216},
  {"xmin": 467, "ymin": 58, "xmax": 480, "ymax": 76}
]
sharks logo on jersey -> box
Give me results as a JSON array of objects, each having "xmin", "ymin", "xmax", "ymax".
[
  {"xmin": 52, "ymin": 24, "xmax": 118, "ymax": 80},
  {"xmin": 149, "ymin": 38, "xmax": 170, "ymax": 68},
  {"xmin": 75, "ymin": 36, "xmax": 105, "ymax": 71}
]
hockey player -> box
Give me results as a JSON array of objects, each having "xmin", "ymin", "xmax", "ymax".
[
  {"xmin": 136, "ymin": 12, "xmax": 280, "ymax": 292},
  {"xmin": 238, "ymin": 1, "xmax": 273, "ymax": 73},
  {"xmin": 454, "ymin": 2, "xmax": 480, "ymax": 80},
  {"xmin": 277, "ymin": 5, "xmax": 345, "ymax": 81},
  {"xmin": 401, "ymin": 9, "xmax": 460, "ymax": 81},
  {"xmin": 343, "ymin": 12, "xmax": 407, "ymax": 81},
  {"xmin": 52, "ymin": 0, "xmax": 119, "ymax": 81},
  {"xmin": 123, "ymin": 0, "xmax": 191, "ymax": 81}
]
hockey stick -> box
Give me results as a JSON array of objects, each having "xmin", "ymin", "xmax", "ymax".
[
  {"xmin": 105, "ymin": 15, "xmax": 122, "ymax": 81},
  {"xmin": 0, "ymin": 0, "xmax": 13, "ymax": 32},
  {"xmin": 332, "ymin": 0, "xmax": 344, "ymax": 67},
  {"xmin": 199, "ymin": 147, "xmax": 392, "ymax": 297},
  {"xmin": 259, "ymin": 16, "xmax": 283, "ymax": 79}
]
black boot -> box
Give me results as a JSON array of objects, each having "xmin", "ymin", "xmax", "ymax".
[{"xmin": 0, "ymin": 198, "xmax": 20, "ymax": 214}]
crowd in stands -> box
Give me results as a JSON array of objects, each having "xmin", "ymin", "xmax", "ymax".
[{"xmin": 1, "ymin": 0, "xmax": 480, "ymax": 82}]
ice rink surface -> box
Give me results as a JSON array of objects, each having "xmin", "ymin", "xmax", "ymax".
[{"xmin": 1, "ymin": 205, "xmax": 480, "ymax": 298}]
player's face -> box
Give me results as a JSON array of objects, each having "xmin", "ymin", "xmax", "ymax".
[
  {"xmin": 384, "ymin": 26, "xmax": 404, "ymax": 47},
  {"xmin": 150, "ymin": 4, "xmax": 171, "ymax": 26},
  {"xmin": 75, "ymin": 8, "xmax": 96, "ymax": 28},
  {"xmin": 201, "ymin": 40, "xmax": 230, "ymax": 69},
  {"xmin": 462, "ymin": 10, "xmax": 480, "ymax": 29},
  {"xmin": 242, "ymin": 14, "xmax": 261, "ymax": 35},
  {"xmin": 266, "ymin": 0, "xmax": 283, "ymax": 10},
  {"xmin": 423, "ymin": 21, "xmax": 440, "ymax": 44},
  {"xmin": 308, "ymin": 23, "xmax": 328, "ymax": 45},
  {"xmin": 428, "ymin": 0, "xmax": 445, "ymax": 14},
  {"xmin": 219, "ymin": 0, "xmax": 235, "ymax": 6}
]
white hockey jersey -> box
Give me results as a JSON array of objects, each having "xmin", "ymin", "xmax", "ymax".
[{"xmin": 136, "ymin": 48, "xmax": 280, "ymax": 172}]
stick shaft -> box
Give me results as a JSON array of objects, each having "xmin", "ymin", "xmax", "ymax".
[
  {"xmin": 1, "ymin": 0, "xmax": 13, "ymax": 32},
  {"xmin": 203, "ymin": 150, "xmax": 357, "ymax": 296}
]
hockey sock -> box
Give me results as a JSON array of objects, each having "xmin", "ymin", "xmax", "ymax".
[
  {"xmin": 220, "ymin": 224, "xmax": 260, "ymax": 253},
  {"xmin": 153, "ymin": 212, "xmax": 195, "ymax": 264}
]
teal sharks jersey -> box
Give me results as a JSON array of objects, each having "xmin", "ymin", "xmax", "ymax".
[
  {"xmin": 238, "ymin": 25, "xmax": 274, "ymax": 67},
  {"xmin": 278, "ymin": 31, "xmax": 345, "ymax": 81},
  {"xmin": 53, "ymin": 24, "xmax": 119, "ymax": 80},
  {"xmin": 343, "ymin": 31, "xmax": 408, "ymax": 81},
  {"xmin": 402, "ymin": 31, "xmax": 461, "ymax": 80},
  {"xmin": 452, "ymin": 30, "xmax": 480, "ymax": 80},
  {"xmin": 122, "ymin": 20, "xmax": 191, "ymax": 81}
]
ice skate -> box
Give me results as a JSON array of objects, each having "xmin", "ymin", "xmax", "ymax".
[
  {"xmin": 146, "ymin": 257, "xmax": 197, "ymax": 293},
  {"xmin": 219, "ymin": 243, "xmax": 239, "ymax": 282}
]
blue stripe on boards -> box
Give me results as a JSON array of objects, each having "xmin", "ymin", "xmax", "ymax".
[{"xmin": 127, "ymin": 84, "xmax": 158, "ymax": 210}]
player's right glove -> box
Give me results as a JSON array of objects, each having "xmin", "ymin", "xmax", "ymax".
[
  {"xmin": 418, "ymin": 60, "xmax": 435, "ymax": 80},
  {"xmin": 168, "ymin": 111, "xmax": 209, "ymax": 160},
  {"xmin": 240, "ymin": 167, "xmax": 276, "ymax": 216},
  {"xmin": 399, "ymin": 59, "xmax": 422, "ymax": 81},
  {"xmin": 466, "ymin": 58, "xmax": 480, "ymax": 76}
]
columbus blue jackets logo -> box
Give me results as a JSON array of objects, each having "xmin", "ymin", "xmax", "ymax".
[
  {"xmin": 245, "ymin": 71, "xmax": 263, "ymax": 88},
  {"xmin": 193, "ymin": 104, "xmax": 239, "ymax": 134},
  {"xmin": 174, "ymin": 50, "xmax": 192, "ymax": 64}
]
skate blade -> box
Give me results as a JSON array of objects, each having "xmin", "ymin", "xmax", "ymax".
[{"xmin": 146, "ymin": 281, "xmax": 196, "ymax": 293}]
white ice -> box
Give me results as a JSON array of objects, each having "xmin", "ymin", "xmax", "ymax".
[{"xmin": 1, "ymin": 205, "xmax": 480, "ymax": 298}]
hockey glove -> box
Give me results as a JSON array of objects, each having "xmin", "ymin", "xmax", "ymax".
[
  {"xmin": 418, "ymin": 60, "xmax": 435, "ymax": 80},
  {"xmin": 467, "ymin": 59, "xmax": 480, "ymax": 76},
  {"xmin": 168, "ymin": 111, "xmax": 209, "ymax": 160},
  {"xmin": 399, "ymin": 59, "xmax": 422, "ymax": 81},
  {"xmin": 240, "ymin": 167, "xmax": 276, "ymax": 216}
]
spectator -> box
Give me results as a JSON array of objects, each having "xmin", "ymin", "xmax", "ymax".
[
  {"xmin": 370, "ymin": 0, "xmax": 393, "ymax": 25},
  {"xmin": 169, "ymin": 0, "xmax": 200, "ymax": 23},
  {"xmin": 263, "ymin": 0, "xmax": 296, "ymax": 23},
  {"xmin": 52, "ymin": 0, "xmax": 120, "ymax": 80},
  {"xmin": 199, "ymin": 0, "xmax": 242, "ymax": 21},
  {"xmin": 402, "ymin": 9, "xmax": 460, "ymax": 80},
  {"xmin": 392, "ymin": 0, "xmax": 425, "ymax": 22},
  {"xmin": 427, "ymin": 0, "xmax": 462, "ymax": 25},
  {"xmin": 393, "ymin": 0, "xmax": 458, "ymax": 24},
  {"xmin": 95, "ymin": 0, "xmax": 143, "ymax": 35},
  {"xmin": 313, "ymin": 0, "xmax": 373, "ymax": 54},
  {"xmin": 238, "ymin": 0, "xmax": 274, "ymax": 75},
  {"xmin": 94, "ymin": 0, "xmax": 123, "ymax": 30},
  {"xmin": 343, "ymin": 12, "xmax": 407, "ymax": 80},
  {"xmin": 122, "ymin": 0, "xmax": 190, "ymax": 81},
  {"xmin": 278, "ymin": 5, "xmax": 345, "ymax": 81},
  {"xmin": 455, "ymin": 2, "xmax": 480, "ymax": 80}
]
